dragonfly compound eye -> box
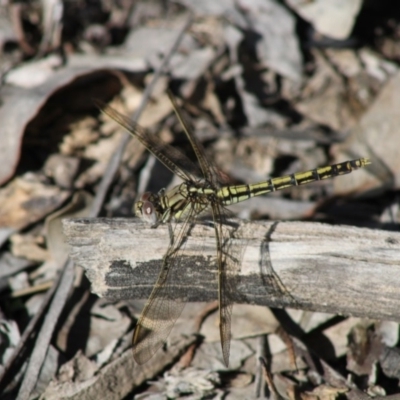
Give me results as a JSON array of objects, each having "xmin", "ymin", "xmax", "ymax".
[
  {"xmin": 141, "ymin": 200, "xmax": 157, "ymax": 225},
  {"xmin": 143, "ymin": 201, "xmax": 154, "ymax": 216},
  {"xmin": 140, "ymin": 192, "xmax": 153, "ymax": 201}
]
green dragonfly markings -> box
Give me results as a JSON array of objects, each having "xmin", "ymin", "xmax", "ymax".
[{"xmin": 98, "ymin": 93, "xmax": 370, "ymax": 367}]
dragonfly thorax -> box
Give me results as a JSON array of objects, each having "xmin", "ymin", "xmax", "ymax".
[
  {"xmin": 135, "ymin": 182, "xmax": 213, "ymax": 226},
  {"xmin": 167, "ymin": 181, "xmax": 213, "ymax": 221}
]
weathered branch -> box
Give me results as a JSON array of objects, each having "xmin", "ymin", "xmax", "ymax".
[{"xmin": 63, "ymin": 218, "xmax": 400, "ymax": 321}]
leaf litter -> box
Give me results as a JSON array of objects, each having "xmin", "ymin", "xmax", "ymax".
[{"xmin": 0, "ymin": 1, "xmax": 399, "ymax": 399}]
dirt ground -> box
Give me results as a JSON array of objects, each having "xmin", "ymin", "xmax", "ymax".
[{"xmin": 1, "ymin": 1, "xmax": 400, "ymax": 399}]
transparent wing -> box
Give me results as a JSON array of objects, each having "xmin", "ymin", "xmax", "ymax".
[
  {"xmin": 210, "ymin": 201, "xmax": 240, "ymax": 367},
  {"xmin": 169, "ymin": 92, "xmax": 239, "ymax": 366},
  {"xmin": 132, "ymin": 207, "xmax": 196, "ymax": 364},
  {"xmin": 168, "ymin": 92, "xmax": 222, "ymax": 186},
  {"xmin": 95, "ymin": 100, "xmax": 202, "ymax": 182}
]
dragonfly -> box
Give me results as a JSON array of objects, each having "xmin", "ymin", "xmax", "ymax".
[{"xmin": 97, "ymin": 93, "xmax": 370, "ymax": 367}]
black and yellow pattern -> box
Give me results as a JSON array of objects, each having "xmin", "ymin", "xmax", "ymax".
[{"xmin": 216, "ymin": 158, "xmax": 370, "ymax": 205}]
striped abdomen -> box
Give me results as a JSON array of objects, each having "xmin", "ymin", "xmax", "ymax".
[{"xmin": 218, "ymin": 158, "xmax": 370, "ymax": 206}]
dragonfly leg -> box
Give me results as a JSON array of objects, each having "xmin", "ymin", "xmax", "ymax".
[{"xmin": 167, "ymin": 222, "xmax": 174, "ymax": 247}]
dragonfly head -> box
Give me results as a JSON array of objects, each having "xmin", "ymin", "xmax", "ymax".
[{"xmin": 134, "ymin": 192, "xmax": 161, "ymax": 225}]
